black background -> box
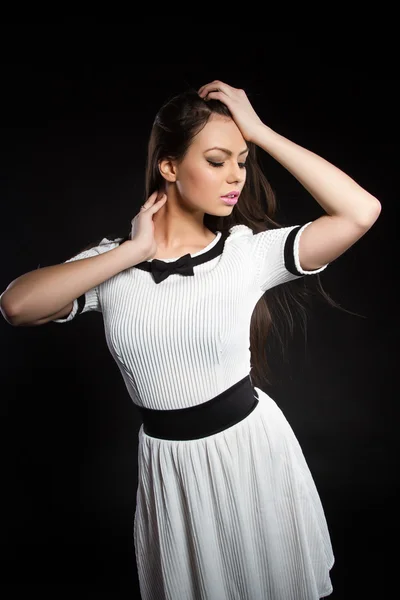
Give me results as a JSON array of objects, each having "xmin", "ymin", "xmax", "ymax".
[{"xmin": 1, "ymin": 27, "xmax": 398, "ymax": 597}]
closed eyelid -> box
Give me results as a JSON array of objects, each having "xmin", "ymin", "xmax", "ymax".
[
  {"xmin": 206, "ymin": 156, "xmax": 247, "ymax": 163},
  {"xmin": 207, "ymin": 159, "xmax": 247, "ymax": 168}
]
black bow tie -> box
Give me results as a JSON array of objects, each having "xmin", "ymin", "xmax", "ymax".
[{"xmin": 150, "ymin": 254, "xmax": 195, "ymax": 284}]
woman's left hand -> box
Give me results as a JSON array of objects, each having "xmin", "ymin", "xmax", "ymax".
[{"xmin": 198, "ymin": 80, "xmax": 264, "ymax": 143}]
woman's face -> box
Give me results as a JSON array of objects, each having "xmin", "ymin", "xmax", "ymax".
[{"xmin": 161, "ymin": 114, "xmax": 248, "ymax": 215}]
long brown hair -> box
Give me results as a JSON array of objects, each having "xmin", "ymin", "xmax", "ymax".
[{"xmin": 81, "ymin": 87, "xmax": 362, "ymax": 390}]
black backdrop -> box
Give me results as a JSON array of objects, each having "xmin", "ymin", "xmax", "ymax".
[{"xmin": 1, "ymin": 29, "xmax": 397, "ymax": 598}]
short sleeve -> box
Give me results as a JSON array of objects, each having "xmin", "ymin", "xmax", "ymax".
[
  {"xmin": 251, "ymin": 221, "xmax": 329, "ymax": 293},
  {"xmin": 53, "ymin": 237, "xmax": 119, "ymax": 323}
]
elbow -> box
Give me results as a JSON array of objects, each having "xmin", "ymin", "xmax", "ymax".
[
  {"xmin": 0, "ymin": 292, "xmax": 21, "ymax": 326},
  {"xmin": 357, "ymin": 199, "xmax": 382, "ymax": 228},
  {"xmin": 0, "ymin": 305, "xmax": 18, "ymax": 326}
]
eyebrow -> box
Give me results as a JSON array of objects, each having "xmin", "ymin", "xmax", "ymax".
[{"xmin": 204, "ymin": 146, "xmax": 249, "ymax": 156}]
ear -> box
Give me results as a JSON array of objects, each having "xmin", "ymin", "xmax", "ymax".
[{"xmin": 159, "ymin": 158, "xmax": 178, "ymax": 183}]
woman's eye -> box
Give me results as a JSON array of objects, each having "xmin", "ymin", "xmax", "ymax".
[
  {"xmin": 207, "ymin": 160, "xmax": 246, "ymax": 169},
  {"xmin": 208, "ymin": 161, "xmax": 224, "ymax": 167}
]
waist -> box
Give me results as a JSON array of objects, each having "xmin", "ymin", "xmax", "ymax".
[{"xmin": 136, "ymin": 375, "xmax": 259, "ymax": 441}]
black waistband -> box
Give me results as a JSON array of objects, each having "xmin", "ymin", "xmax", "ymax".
[{"xmin": 136, "ymin": 375, "xmax": 259, "ymax": 441}]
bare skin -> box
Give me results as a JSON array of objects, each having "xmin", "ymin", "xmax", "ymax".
[
  {"xmin": 152, "ymin": 232, "xmax": 218, "ymax": 260},
  {"xmin": 154, "ymin": 113, "xmax": 248, "ymax": 259}
]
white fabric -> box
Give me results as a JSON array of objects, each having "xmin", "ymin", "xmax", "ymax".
[{"xmin": 55, "ymin": 222, "xmax": 334, "ymax": 599}]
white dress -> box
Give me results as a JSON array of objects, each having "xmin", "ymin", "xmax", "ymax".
[{"xmin": 54, "ymin": 222, "xmax": 335, "ymax": 599}]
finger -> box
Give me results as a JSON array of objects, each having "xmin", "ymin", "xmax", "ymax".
[
  {"xmin": 141, "ymin": 193, "xmax": 156, "ymax": 210},
  {"xmin": 198, "ymin": 82, "xmax": 219, "ymax": 96},
  {"xmin": 203, "ymin": 79, "xmax": 224, "ymax": 89},
  {"xmin": 142, "ymin": 195, "xmax": 157, "ymax": 210},
  {"xmin": 152, "ymin": 194, "xmax": 167, "ymax": 209},
  {"xmin": 199, "ymin": 80, "xmax": 229, "ymax": 97},
  {"xmin": 150, "ymin": 190, "xmax": 162, "ymax": 203},
  {"xmin": 202, "ymin": 91, "xmax": 225, "ymax": 103}
]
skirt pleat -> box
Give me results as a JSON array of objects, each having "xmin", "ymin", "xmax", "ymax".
[{"xmin": 134, "ymin": 387, "xmax": 335, "ymax": 600}]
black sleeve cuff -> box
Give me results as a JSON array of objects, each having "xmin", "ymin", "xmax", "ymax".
[
  {"xmin": 76, "ymin": 294, "xmax": 86, "ymax": 316},
  {"xmin": 284, "ymin": 226, "xmax": 303, "ymax": 276}
]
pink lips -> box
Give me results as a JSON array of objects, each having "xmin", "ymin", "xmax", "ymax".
[
  {"xmin": 221, "ymin": 191, "xmax": 240, "ymax": 206},
  {"xmin": 221, "ymin": 196, "xmax": 238, "ymax": 206}
]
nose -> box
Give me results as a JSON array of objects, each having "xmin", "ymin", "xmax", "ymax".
[{"xmin": 227, "ymin": 162, "xmax": 245, "ymax": 184}]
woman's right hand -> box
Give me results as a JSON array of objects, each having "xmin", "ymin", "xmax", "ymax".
[{"xmin": 128, "ymin": 190, "xmax": 167, "ymax": 261}]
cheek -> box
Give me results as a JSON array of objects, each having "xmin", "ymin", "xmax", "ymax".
[
  {"xmin": 186, "ymin": 166, "xmax": 221, "ymax": 189},
  {"xmin": 176, "ymin": 164, "xmax": 223, "ymax": 201}
]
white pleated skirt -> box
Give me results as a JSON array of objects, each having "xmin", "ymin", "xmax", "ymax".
[{"xmin": 133, "ymin": 387, "xmax": 335, "ymax": 600}]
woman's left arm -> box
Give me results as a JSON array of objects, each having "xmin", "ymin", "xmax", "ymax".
[
  {"xmin": 198, "ymin": 81, "xmax": 382, "ymax": 271},
  {"xmin": 251, "ymin": 124, "xmax": 382, "ymax": 270},
  {"xmin": 252, "ymin": 124, "xmax": 380, "ymax": 226}
]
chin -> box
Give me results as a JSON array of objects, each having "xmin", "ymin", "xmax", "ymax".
[{"xmin": 211, "ymin": 204, "xmax": 236, "ymax": 214}]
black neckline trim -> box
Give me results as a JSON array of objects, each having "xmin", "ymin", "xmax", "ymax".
[
  {"xmin": 130, "ymin": 230, "xmax": 231, "ymax": 273},
  {"xmin": 116, "ymin": 225, "xmax": 304, "ymax": 276}
]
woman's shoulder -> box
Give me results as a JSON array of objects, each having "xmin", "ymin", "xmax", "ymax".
[
  {"xmin": 99, "ymin": 236, "xmax": 127, "ymax": 247},
  {"xmin": 79, "ymin": 235, "xmax": 127, "ymax": 253},
  {"xmin": 227, "ymin": 224, "xmax": 253, "ymax": 238}
]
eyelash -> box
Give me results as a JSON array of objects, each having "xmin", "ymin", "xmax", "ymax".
[{"xmin": 207, "ymin": 160, "xmax": 247, "ymax": 169}]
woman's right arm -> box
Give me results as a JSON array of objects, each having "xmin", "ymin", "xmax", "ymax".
[{"xmin": 0, "ymin": 240, "xmax": 147, "ymax": 326}]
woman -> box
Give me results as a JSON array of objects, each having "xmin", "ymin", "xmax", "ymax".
[{"xmin": 1, "ymin": 80, "xmax": 381, "ymax": 599}]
